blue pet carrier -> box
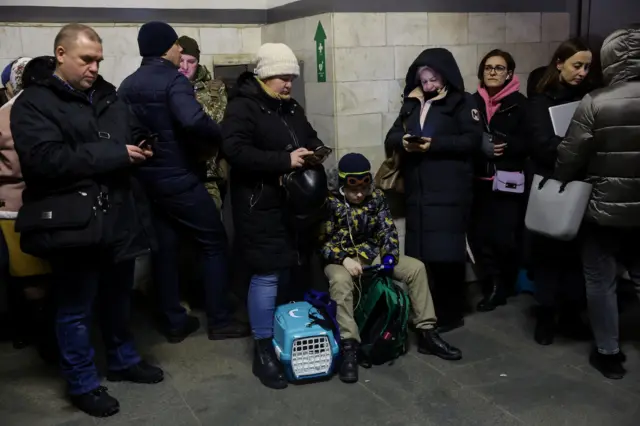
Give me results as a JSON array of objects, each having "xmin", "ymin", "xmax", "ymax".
[{"xmin": 272, "ymin": 301, "xmax": 340, "ymax": 382}]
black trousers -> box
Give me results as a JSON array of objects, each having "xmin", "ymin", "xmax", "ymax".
[
  {"xmin": 470, "ymin": 182, "xmax": 524, "ymax": 289},
  {"xmin": 427, "ymin": 262, "xmax": 466, "ymax": 325},
  {"xmin": 530, "ymin": 233, "xmax": 585, "ymax": 309}
]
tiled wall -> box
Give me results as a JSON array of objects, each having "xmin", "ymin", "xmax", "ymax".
[
  {"xmin": 0, "ymin": 23, "xmax": 263, "ymax": 87},
  {"xmin": 261, "ymin": 13, "xmax": 337, "ymax": 170}
]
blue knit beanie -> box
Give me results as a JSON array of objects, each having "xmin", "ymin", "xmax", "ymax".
[
  {"xmin": 1, "ymin": 62, "xmax": 13, "ymax": 87},
  {"xmin": 138, "ymin": 21, "xmax": 178, "ymax": 58}
]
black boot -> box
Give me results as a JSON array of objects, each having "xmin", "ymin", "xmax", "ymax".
[
  {"xmin": 534, "ymin": 306, "xmax": 556, "ymax": 346},
  {"xmin": 476, "ymin": 277, "xmax": 507, "ymax": 312},
  {"xmin": 417, "ymin": 329, "xmax": 462, "ymax": 360},
  {"xmin": 107, "ymin": 361, "xmax": 164, "ymax": 384},
  {"xmin": 69, "ymin": 386, "xmax": 119, "ymax": 418},
  {"xmin": 589, "ymin": 349, "xmax": 626, "ymax": 380},
  {"xmin": 162, "ymin": 315, "xmax": 200, "ymax": 344},
  {"xmin": 339, "ymin": 339, "xmax": 359, "ymax": 384},
  {"xmin": 253, "ymin": 338, "xmax": 288, "ymax": 389}
]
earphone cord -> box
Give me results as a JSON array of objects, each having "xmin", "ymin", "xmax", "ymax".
[{"xmin": 341, "ymin": 187, "xmax": 363, "ymax": 312}]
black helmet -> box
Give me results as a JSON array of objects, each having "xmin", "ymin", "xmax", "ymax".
[{"xmin": 282, "ymin": 165, "xmax": 328, "ymax": 216}]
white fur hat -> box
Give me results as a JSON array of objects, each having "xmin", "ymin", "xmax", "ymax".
[{"xmin": 254, "ymin": 43, "xmax": 300, "ymax": 80}]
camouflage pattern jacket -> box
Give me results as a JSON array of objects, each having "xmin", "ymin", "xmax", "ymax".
[
  {"xmin": 320, "ymin": 188, "xmax": 400, "ymax": 265},
  {"xmin": 192, "ymin": 65, "xmax": 227, "ymax": 207}
]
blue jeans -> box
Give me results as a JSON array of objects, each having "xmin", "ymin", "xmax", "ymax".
[
  {"xmin": 152, "ymin": 183, "xmax": 230, "ymax": 329},
  {"xmin": 51, "ymin": 252, "xmax": 140, "ymax": 395},
  {"xmin": 248, "ymin": 270, "xmax": 289, "ymax": 339}
]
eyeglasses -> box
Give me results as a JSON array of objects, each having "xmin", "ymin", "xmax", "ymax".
[{"xmin": 484, "ymin": 65, "xmax": 507, "ymax": 75}]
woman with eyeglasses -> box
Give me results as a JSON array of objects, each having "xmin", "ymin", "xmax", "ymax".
[
  {"xmin": 527, "ymin": 38, "xmax": 602, "ymax": 345},
  {"xmin": 384, "ymin": 48, "xmax": 483, "ymax": 333},
  {"xmin": 469, "ymin": 50, "xmax": 528, "ymax": 312}
]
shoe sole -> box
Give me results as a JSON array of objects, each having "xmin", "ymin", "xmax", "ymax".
[
  {"xmin": 418, "ymin": 348, "xmax": 462, "ymax": 361},
  {"xmin": 72, "ymin": 401, "xmax": 119, "ymax": 418},
  {"xmin": 93, "ymin": 406, "xmax": 120, "ymax": 418},
  {"xmin": 106, "ymin": 374, "xmax": 165, "ymax": 384},
  {"xmin": 339, "ymin": 377, "xmax": 358, "ymax": 384}
]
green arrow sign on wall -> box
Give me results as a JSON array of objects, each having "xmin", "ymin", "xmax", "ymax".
[{"xmin": 314, "ymin": 21, "xmax": 327, "ymax": 82}]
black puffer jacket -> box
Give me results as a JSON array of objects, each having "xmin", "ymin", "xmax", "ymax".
[
  {"xmin": 118, "ymin": 57, "xmax": 222, "ymax": 197},
  {"xmin": 384, "ymin": 48, "xmax": 483, "ymax": 263},
  {"xmin": 555, "ymin": 27, "xmax": 640, "ymax": 227},
  {"xmin": 527, "ymin": 81, "xmax": 592, "ymax": 178},
  {"xmin": 10, "ymin": 75, "xmax": 155, "ymax": 261},
  {"xmin": 222, "ymin": 72, "xmax": 324, "ymax": 273}
]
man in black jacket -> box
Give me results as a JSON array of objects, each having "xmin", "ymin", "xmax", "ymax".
[
  {"xmin": 10, "ymin": 24, "xmax": 162, "ymax": 417},
  {"xmin": 555, "ymin": 26, "xmax": 640, "ymax": 380},
  {"xmin": 119, "ymin": 22, "xmax": 248, "ymax": 342}
]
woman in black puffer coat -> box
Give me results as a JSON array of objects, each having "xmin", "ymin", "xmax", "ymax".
[
  {"xmin": 527, "ymin": 38, "xmax": 602, "ymax": 346},
  {"xmin": 384, "ymin": 48, "xmax": 483, "ymax": 332},
  {"xmin": 222, "ymin": 43, "xmax": 327, "ymax": 390}
]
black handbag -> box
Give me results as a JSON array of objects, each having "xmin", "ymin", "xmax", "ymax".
[{"xmin": 15, "ymin": 185, "xmax": 107, "ymax": 257}]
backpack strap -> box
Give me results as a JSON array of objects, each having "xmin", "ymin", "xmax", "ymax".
[{"xmin": 304, "ymin": 290, "xmax": 341, "ymax": 343}]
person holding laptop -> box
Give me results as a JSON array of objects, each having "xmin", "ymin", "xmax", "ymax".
[{"xmin": 526, "ymin": 38, "xmax": 602, "ymax": 346}]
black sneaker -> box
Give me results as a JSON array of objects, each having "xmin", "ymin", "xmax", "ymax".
[
  {"xmin": 162, "ymin": 315, "xmax": 200, "ymax": 343},
  {"xmin": 589, "ymin": 349, "xmax": 626, "ymax": 380},
  {"xmin": 107, "ymin": 361, "xmax": 164, "ymax": 384},
  {"xmin": 208, "ymin": 320, "xmax": 251, "ymax": 340},
  {"xmin": 69, "ymin": 386, "xmax": 119, "ymax": 418}
]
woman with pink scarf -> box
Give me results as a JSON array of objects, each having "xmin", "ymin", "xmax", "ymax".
[{"xmin": 469, "ymin": 49, "xmax": 528, "ymax": 312}]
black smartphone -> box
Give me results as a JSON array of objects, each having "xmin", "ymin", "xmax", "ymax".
[
  {"xmin": 405, "ymin": 135, "xmax": 423, "ymax": 144},
  {"xmin": 314, "ymin": 146, "xmax": 332, "ymax": 157},
  {"xmin": 139, "ymin": 133, "xmax": 158, "ymax": 150}
]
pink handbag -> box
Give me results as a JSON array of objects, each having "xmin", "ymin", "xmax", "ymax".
[{"xmin": 492, "ymin": 170, "xmax": 525, "ymax": 194}]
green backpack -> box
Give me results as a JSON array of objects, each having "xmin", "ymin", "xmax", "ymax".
[{"xmin": 355, "ymin": 273, "xmax": 410, "ymax": 367}]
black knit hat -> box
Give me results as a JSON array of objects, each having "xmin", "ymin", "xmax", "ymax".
[
  {"xmin": 138, "ymin": 21, "xmax": 178, "ymax": 58},
  {"xmin": 178, "ymin": 36, "xmax": 200, "ymax": 61},
  {"xmin": 339, "ymin": 153, "xmax": 371, "ymax": 176}
]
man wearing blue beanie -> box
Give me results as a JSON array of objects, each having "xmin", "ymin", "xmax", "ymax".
[{"xmin": 119, "ymin": 22, "xmax": 248, "ymax": 343}]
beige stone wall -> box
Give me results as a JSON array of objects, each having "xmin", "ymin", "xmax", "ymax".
[{"xmin": 0, "ymin": 23, "xmax": 263, "ymax": 87}]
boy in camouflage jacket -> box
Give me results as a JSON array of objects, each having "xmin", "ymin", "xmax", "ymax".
[
  {"xmin": 321, "ymin": 153, "xmax": 462, "ymax": 384},
  {"xmin": 178, "ymin": 36, "xmax": 227, "ymax": 209}
]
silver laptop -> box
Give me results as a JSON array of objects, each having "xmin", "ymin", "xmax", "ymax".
[{"xmin": 549, "ymin": 101, "xmax": 580, "ymax": 137}]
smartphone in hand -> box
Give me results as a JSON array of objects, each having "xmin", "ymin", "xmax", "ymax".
[
  {"xmin": 138, "ymin": 133, "xmax": 158, "ymax": 150},
  {"xmin": 404, "ymin": 135, "xmax": 423, "ymax": 144},
  {"xmin": 305, "ymin": 145, "xmax": 333, "ymax": 166}
]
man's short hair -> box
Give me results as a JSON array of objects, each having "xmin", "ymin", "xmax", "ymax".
[{"xmin": 53, "ymin": 23, "xmax": 102, "ymax": 53}]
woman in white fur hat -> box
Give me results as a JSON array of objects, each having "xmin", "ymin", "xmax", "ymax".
[{"xmin": 222, "ymin": 43, "xmax": 329, "ymax": 389}]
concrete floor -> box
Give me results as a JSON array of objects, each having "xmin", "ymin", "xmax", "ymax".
[{"xmin": 1, "ymin": 294, "xmax": 639, "ymax": 426}]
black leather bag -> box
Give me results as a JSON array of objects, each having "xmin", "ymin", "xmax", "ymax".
[{"xmin": 15, "ymin": 185, "xmax": 106, "ymax": 257}]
